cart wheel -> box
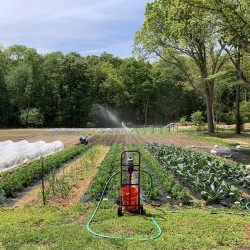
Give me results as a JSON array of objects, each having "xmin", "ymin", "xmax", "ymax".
[
  {"xmin": 140, "ymin": 204, "xmax": 145, "ymax": 215},
  {"xmin": 118, "ymin": 206, "xmax": 123, "ymax": 217}
]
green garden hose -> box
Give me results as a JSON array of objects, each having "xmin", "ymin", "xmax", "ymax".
[
  {"xmin": 86, "ymin": 171, "xmax": 250, "ymax": 241},
  {"xmin": 246, "ymin": 202, "xmax": 250, "ymax": 210},
  {"xmin": 86, "ymin": 171, "xmax": 163, "ymax": 241}
]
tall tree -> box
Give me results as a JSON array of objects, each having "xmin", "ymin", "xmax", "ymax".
[
  {"xmin": 119, "ymin": 58, "xmax": 153, "ymax": 126},
  {"xmin": 60, "ymin": 52, "xmax": 92, "ymax": 127},
  {"xmin": 0, "ymin": 47, "xmax": 11, "ymax": 126},
  {"xmin": 5, "ymin": 45, "xmax": 44, "ymax": 127},
  {"xmin": 184, "ymin": 0, "xmax": 250, "ymax": 133},
  {"xmin": 151, "ymin": 61, "xmax": 204, "ymax": 124},
  {"xmin": 42, "ymin": 52, "xmax": 64, "ymax": 126},
  {"xmin": 134, "ymin": 0, "xmax": 228, "ymax": 133}
]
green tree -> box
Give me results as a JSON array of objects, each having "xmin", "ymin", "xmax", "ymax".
[
  {"xmin": 60, "ymin": 52, "xmax": 92, "ymax": 127},
  {"xmin": 240, "ymin": 101, "xmax": 250, "ymax": 123},
  {"xmin": 191, "ymin": 110, "xmax": 205, "ymax": 127},
  {"xmin": 134, "ymin": 0, "xmax": 228, "ymax": 133},
  {"xmin": 184, "ymin": 0, "xmax": 250, "ymax": 133},
  {"xmin": 5, "ymin": 45, "xmax": 44, "ymax": 127},
  {"xmin": 42, "ymin": 52, "xmax": 64, "ymax": 126},
  {"xmin": 119, "ymin": 58, "xmax": 153, "ymax": 125},
  {"xmin": 20, "ymin": 108, "xmax": 44, "ymax": 127},
  {"xmin": 0, "ymin": 46, "xmax": 11, "ymax": 127},
  {"xmin": 151, "ymin": 61, "xmax": 205, "ymax": 124}
]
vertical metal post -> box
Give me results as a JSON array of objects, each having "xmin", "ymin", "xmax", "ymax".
[{"xmin": 41, "ymin": 157, "xmax": 46, "ymax": 206}]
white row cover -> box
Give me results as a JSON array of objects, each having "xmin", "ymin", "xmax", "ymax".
[{"xmin": 0, "ymin": 140, "xmax": 64, "ymax": 171}]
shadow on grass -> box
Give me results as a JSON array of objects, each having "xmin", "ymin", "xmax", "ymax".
[{"xmin": 207, "ymin": 132, "xmax": 250, "ymax": 139}]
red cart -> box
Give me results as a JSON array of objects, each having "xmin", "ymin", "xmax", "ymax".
[{"xmin": 118, "ymin": 150, "xmax": 143, "ymax": 216}]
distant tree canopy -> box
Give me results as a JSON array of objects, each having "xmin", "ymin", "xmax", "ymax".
[
  {"xmin": 0, "ymin": 45, "xmax": 203, "ymax": 128},
  {"xmin": 0, "ymin": 41, "xmax": 249, "ymax": 129}
]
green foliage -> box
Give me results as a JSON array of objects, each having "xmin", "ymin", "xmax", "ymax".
[
  {"xmin": 19, "ymin": 108, "xmax": 44, "ymax": 127},
  {"xmin": 0, "ymin": 39, "xmax": 249, "ymax": 128},
  {"xmin": 86, "ymin": 144, "xmax": 123, "ymax": 200},
  {"xmin": 191, "ymin": 111, "xmax": 205, "ymax": 127},
  {"xmin": 0, "ymin": 144, "xmax": 90, "ymax": 197},
  {"xmin": 240, "ymin": 101, "xmax": 250, "ymax": 123},
  {"xmin": 179, "ymin": 116, "xmax": 188, "ymax": 125},
  {"xmin": 145, "ymin": 143, "xmax": 249, "ymax": 204},
  {"xmin": 129, "ymin": 144, "xmax": 190, "ymax": 203}
]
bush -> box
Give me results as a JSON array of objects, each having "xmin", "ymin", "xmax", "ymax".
[
  {"xmin": 179, "ymin": 116, "xmax": 188, "ymax": 125},
  {"xmin": 191, "ymin": 111, "xmax": 204, "ymax": 126}
]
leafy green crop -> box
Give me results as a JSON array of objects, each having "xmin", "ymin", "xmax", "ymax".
[
  {"xmin": 86, "ymin": 144, "xmax": 123, "ymax": 201},
  {"xmin": 129, "ymin": 144, "xmax": 190, "ymax": 203},
  {"xmin": 145, "ymin": 143, "xmax": 249, "ymax": 204}
]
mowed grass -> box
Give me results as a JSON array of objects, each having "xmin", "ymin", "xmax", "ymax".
[
  {"xmin": 1, "ymin": 203, "xmax": 250, "ymax": 249},
  {"xmin": 184, "ymin": 130, "xmax": 250, "ymax": 148}
]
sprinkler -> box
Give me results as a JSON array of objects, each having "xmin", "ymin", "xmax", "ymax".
[
  {"xmin": 118, "ymin": 150, "xmax": 143, "ymax": 216},
  {"xmin": 79, "ymin": 135, "xmax": 88, "ymax": 145}
]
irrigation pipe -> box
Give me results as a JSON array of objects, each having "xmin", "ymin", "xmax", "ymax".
[
  {"xmin": 86, "ymin": 170, "xmax": 163, "ymax": 241},
  {"xmin": 86, "ymin": 170, "xmax": 250, "ymax": 241}
]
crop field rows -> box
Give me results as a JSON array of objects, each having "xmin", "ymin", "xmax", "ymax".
[
  {"xmin": 1, "ymin": 137, "xmax": 250, "ymax": 208},
  {"xmin": 79, "ymin": 143, "xmax": 250, "ymax": 208}
]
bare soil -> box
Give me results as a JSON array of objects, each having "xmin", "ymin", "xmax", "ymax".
[
  {"xmin": 89, "ymin": 134, "xmax": 215, "ymax": 147},
  {"xmin": 0, "ymin": 129, "xmax": 215, "ymax": 148}
]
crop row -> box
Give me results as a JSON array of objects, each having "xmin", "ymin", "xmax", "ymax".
[
  {"xmin": 128, "ymin": 144, "xmax": 190, "ymax": 203},
  {"xmin": 145, "ymin": 143, "xmax": 250, "ymax": 204},
  {"xmin": 0, "ymin": 144, "xmax": 90, "ymax": 197},
  {"xmin": 85, "ymin": 143, "xmax": 123, "ymax": 201}
]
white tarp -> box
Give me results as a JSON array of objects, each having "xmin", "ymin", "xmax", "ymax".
[{"xmin": 0, "ymin": 140, "xmax": 64, "ymax": 171}]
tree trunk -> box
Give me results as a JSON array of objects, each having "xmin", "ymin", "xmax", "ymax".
[
  {"xmin": 143, "ymin": 96, "xmax": 149, "ymax": 126},
  {"xmin": 205, "ymin": 85, "xmax": 215, "ymax": 133},
  {"xmin": 235, "ymin": 85, "xmax": 241, "ymax": 134}
]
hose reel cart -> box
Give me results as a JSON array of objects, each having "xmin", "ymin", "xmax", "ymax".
[{"xmin": 118, "ymin": 150, "xmax": 143, "ymax": 216}]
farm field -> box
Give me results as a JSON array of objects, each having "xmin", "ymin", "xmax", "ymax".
[{"xmin": 1, "ymin": 128, "xmax": 250, "ymax": 249}]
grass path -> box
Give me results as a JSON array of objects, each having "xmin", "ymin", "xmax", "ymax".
[{"xmin": 1, "ymin": 203, "xmax": 250, "ymax": 249}]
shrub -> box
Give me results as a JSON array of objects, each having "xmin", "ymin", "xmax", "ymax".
[
  {"xmin": 179, "ymin": 116, "xmax": 188, "ymax": 125},
  {"xmin": 240, "ymin": 101, "xmax": 250, "ymax": 123}
]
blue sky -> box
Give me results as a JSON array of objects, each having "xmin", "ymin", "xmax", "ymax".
[{"xmin": 0, "ymin": 0, "xmax": 150, "ymax": 58}]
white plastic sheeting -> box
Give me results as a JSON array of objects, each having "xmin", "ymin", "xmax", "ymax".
[{"xmin": 0, "ymin": 140, "xmax": 64, "ymax": 171}]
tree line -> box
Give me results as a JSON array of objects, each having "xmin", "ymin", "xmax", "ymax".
[
  {"xmin": 0, "ymin": 42, "xmax": 249, "ymax": 130},
  {"xmin": 0, "ymin": 45, "xmax": 202, "ymax": 128}
]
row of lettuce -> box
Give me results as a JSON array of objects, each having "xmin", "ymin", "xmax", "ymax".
[{"xmin": 0, "ymin": 144, "xmax": 90, "ymax": 197}]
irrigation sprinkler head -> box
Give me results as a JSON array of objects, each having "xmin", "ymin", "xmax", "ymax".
[{"xmin": 127, "ymin": 156, "xmax": 134, "ymax": 174}]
